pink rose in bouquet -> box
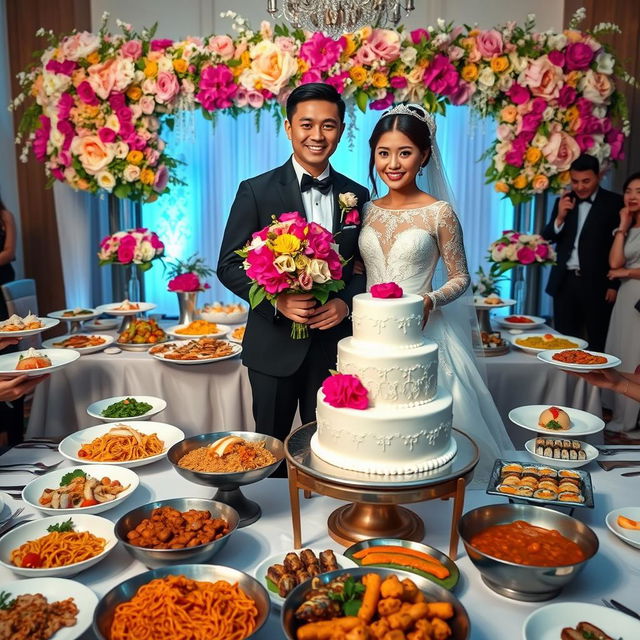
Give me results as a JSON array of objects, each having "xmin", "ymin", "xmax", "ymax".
[
  {"xmin": 168, "ymin": 272, "xmax": 210, "ymax": 292},
  {"xmin": 322, "ymin": 373, "xmax": 369, "ymax": 410},
  {"xmin": 371, "ymin": 282, "xmax": 403, "ymax": 298},
  {"xmin": 237, "ymin": 212, "xmax": 346, "ymax": 339}
]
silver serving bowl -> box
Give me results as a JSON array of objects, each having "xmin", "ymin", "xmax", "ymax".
[
  {"xmin": 458, "ymin": 503, "xmax": 599, "ymax": 601},
  {"xmin": 114, "ymin": 497, "xmax": 239, "ymax": 569},
  {"xmin": 93, "ymin": 563, "xmax": 270, "ymax": 640},
  {"xmin": 281, "ymin": 566, "xmax": 470, "ymax": 640},
  {"xmin": 167, "ymin": 431, "xmax": 285, "ymax": 527}
]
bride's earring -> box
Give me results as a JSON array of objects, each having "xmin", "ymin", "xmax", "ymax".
[{"xmin": 418, "ymin": 167, "xmax": 424, "ymax": 177}]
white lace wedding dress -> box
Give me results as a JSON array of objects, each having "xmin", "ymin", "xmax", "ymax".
[{"xmin": 359, "ymin": 201, "xmax": 513, "ymax": 481}]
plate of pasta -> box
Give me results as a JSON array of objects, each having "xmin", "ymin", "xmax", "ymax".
[
  {"xmin": 0, "ymin": 514, "xmax": 117, "ymax": 578},
  {"xmin": 58, "ymin": 422, "xmax": 185, "ymax": 469},
  {"xmin": 0, "ymin": 577, "xmax": 99, "ymax": 640},
  {"xmin": 22, "ymin": 465, "xmax": 139, "ymax": 515}
]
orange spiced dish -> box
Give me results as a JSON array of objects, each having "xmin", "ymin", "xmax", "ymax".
[{"xmin": 552, "ymin": 350, "xmax": 608, "ymax": 365}]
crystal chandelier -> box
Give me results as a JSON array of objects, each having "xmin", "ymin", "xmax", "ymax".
[{"xmin": 266, "ymin": 0, "xmax": 416, "ymax": 39}]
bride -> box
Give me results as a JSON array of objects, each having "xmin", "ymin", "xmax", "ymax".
[{"xmin": 358, "ymin": 103, "xmax": 512, "ymax": 479}]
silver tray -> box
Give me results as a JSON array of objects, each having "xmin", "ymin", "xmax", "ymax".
[
  {"xmin": 486, "ymin": 458, "xmax": 594, "ymax": 509},
  {"xmin": 286, "ymin": 423, "xmax": 479, "ymax": 490}
]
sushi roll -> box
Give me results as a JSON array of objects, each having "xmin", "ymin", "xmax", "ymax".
[
  {"xmin": 535, "ymin": 437, "xmax": 546, "ymax": 448},
  {"xmin": 553, "ymin": 447, "xmax": 562, "ymax": 459},
  {"xmin": 571, "ymin": 440, "xmax": 581, "ymax": 451},
  {"xmin": 558, "ymin": 491, "xmax": 585, "ymax": 503},
  {"xmin": 516, "ymin": 486, "xmax": 534, "ymax": 497},
  {"xmin": 561, "ymin": 449, "xmax": 570, "ymax": 460},
  {"xmin": 536, "ymin": 444, "xmax": 545, "ymax": 456},
  {"xmin": 558, "ymin": 481, "xmax": 580, "ymax": 494},
  {"xmin": 501, "ymin": 475, "xmax": 521, "ymax": 486},
  {"xmin": 522, "ymin": 466, "xmax": 540, "ymax": 477},
  {"xmin": 553, "ymin": 439, "xmax": 563, "ymax": 448},
  {"xmin": 538, "ymin": 479, "xmax": 559, "ymax": 491},
  {"xmin": 501, "ymin": 463, "xmax": 523, "ymax": 476},
  {"xmin": 497, "ymin": 484, "xmax": 519, "ymax": 495},
  {"xmin": 577, "ymin": 450, "xmax": 587, "ymax": 460},
  {"xmin": 561, "ymin": 440, "xmax": 572, "ymax": 449},
  {"xmin": 538, "ymin": 467, "xmax": 558, "ymax": 479},
  {"xmin": 543, "ymin": 446, "xmax": 553, "ymax": 458},
  {"xmin": 520, "ymin": 476, "xmax": 538, "ymax": 489},
  {"xmin": 558, "ymin": 476, "xmax": 580, "ymax": 487},
  {"xmin": 558, "ymin": 469, "xmax": 581, "ymax": 479},
  {"xmin": 569, "ymin": 449, "xmax": 577, "ymax": 460},
  {"xmin": 533, "ymin": 488, "xmax": 558, "ymax": 501}
]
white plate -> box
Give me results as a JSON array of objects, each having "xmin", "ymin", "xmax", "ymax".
[
  {"xmin": 252, "ymin": 549, "xmax": 357, "ymax": 609},
  {"xmin": 0, "ymin": 316, "xmax": 59, "ymax": 337},
  {"xmin": 42, "ymin": 334, "xmax": 114, "ymax": 355},
  {"xmin": 510, "ymin": 333, "xmax": 588, "ymax": 354},
  {"xmin": 495, "ymin": 315, "xmax": 545, "ymax": 329},
  {"xmin": 59, "ymin": 421, "xmax": 184, "ymax": 468},
  {"xmin": 86, "ymin": 395, "xmax": 167, "ymax": 422},
  {"xmin": 48, "ymin": 308, "xmax": 100, "ymax": 321},
  {"xmin": 605, "ymin": 507, "xmax": 640, "ymax": 550},
  {"xmin": 0, "ymin": 577, "xmax": 98, "ymax": 640},
  {"xmin": 524, "ymin": 438, "xmax": 599, "ymax": 469},
  {"xmin": 537, "ymin": 349, "xmax": 623, "ymax": 371},
  {"xmin": 22, "ymin": 464, "xmax": 139, "ymax": 515},
  {"xmin": 83, "ymin": 317, "xmax": 120, "ymax": 331},
  {"xmin": 96, "ymin": 301, "xmax": 156, "ymax": 316},
  {"xmin": 150, "ymin": 340, "xmax": 242, "ymax": 365},
  {"xmin": 199, "ymin": 307, "xmax": 249, "ymax": 324},
  {"xmin": 0, "ymin": 513, "xmax": 117, "ymax": 577},
  {"xmin": 166, "ymin": 323, "xmax": 231, "ymax": 339},
  {"xmin": 473, "ymin": 297, "xmax": 516, "ymax": 309},
  {"xmin": 228, "ymin": 326, "xmax": 245, "ymax": 344},
  {"xmin": 523, "ymin": 601, "xmax": 640, "ymax": 640},
  {"xmin": 508, "ymin": 404, "xmax": 605, "ymax": 436},
  {"xmin": 0, "ymin": 348, "xmax": 80, "ymax": 378}
]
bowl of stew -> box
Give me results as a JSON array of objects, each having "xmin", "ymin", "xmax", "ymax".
[
  {"xmin": 458, "ymin": 503, "xmax": 598, "ymax": 602},
  {"xmin": 114, "ymin": 497, "xmax": 239, "ymax": 568}
]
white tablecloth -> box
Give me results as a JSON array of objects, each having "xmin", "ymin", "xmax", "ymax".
[{"xmin": 0, "ymin": 448, "xmax": 638, "ymax": 640}]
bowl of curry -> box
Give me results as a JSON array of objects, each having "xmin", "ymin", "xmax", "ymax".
[{"xmin": 458, "ymin": 503, "xmax": 598, "ymax": 602}]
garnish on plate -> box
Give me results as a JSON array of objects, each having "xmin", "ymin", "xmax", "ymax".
[
  {"xmin": 60, "ymin": 470, "xmax": 87, "ymax": 486},
  {"xmin": 47, "ymin": 518, "xmax": 75, "ymax": 533},
  {"xmin": 0, "ymin": 590, "xmax": 15, "ymax": 610},
  {"xmin": 328, "ymin": 575, "xmax": 366, "ymax": 616}
]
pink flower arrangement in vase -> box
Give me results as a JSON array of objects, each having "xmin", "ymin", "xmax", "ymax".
[
  {"xmin": 166, "ymin": 254, "xmax": 214, "ymax": 324},
  {"xmin": 236, "ymin": 212, "xmax": 345, "ymax": 339},
  {"xmin": 488, "ymin": 230, "xmax": 556, "ymax": 273},
  {"xmin": 98, "ymin": 228, "xmax": 164, "ymax": 270}
]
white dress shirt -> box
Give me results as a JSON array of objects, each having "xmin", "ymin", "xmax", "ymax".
[
  {"xmin": 291, "ymin": 155, "xmax": 334, "ymax": 231},
  {"xmin": 554, "ymin": 189, "xmax": 598, "ymax": 270}
]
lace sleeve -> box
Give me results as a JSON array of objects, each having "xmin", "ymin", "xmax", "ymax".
[{"xmin": 426, "ymin": 203, "xmax": 471, "ymax": 309}]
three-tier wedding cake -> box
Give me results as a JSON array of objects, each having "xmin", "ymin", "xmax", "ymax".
[{"xmin": 311, "ymin": 289, "xmax": 457, "ymax": 475}]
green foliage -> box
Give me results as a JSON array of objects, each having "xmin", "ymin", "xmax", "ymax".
[
  {"xmin": 60, "ymin": 469, "xmax": 86, "ymax": 486},
  {"xmin": 166, "ymin": 253, "xmax": 215, "ymax": 279},
  {"xmin": 0, "ymin": 591, "xmax": 15, "ymax": 611},
  {"xmin": 47, "ymin": 518, "xmax": 74, "ymax": 533}
]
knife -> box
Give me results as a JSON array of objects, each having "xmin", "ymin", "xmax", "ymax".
[
  {"xmin": 598, "ymin": 460, "xmax": 640, "ymax": 471},
  {"xmin": 610, "ymin": 599, "xmax": 640, "ymax": 621},
  {"xmin": 621, "ymin": 471, "xmax": 640, "ymax": 477}
]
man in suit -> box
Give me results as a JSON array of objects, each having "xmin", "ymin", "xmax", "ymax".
[
  {"xmin": 542, "ymin": 154, "xmax": 623, "ymax": 352},
  {"xmin": 217, "ymin": 83, "xmax": 369, "ymax": 449}
]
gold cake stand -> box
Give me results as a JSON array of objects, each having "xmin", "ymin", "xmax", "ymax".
[{"xmin": 285, "ymin": 423, "xmax": 478, "ymax": 559}]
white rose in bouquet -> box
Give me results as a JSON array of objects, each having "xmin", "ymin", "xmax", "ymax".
[{"xmin": 308, "ymin": 259, "xmax": 331, "ymax": 283}]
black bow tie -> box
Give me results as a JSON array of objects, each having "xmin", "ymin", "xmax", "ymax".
[
  {"xmin": 577, "ymin": 196, "xmax": 593, "ymax": 205},
  {"xmin": 300, "ymin": 173, "xmax": 333, "ymax": 195}
]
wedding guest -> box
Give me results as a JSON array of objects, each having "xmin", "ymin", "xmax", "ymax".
[
  {"xmin": 570, "ymin": 368, "xmax": 640, "ymax": 404},
  {"xmin": 603, "ymin": 172, "xmax": 640, "ymax": 433},
  {"xmin": 0, "ymin": 338, "xmax": 48, "ymax": 446},
  {"xmin": 217, "ymin": 84, "xmax": 369, "ymax": 459},
  {"xmin": 0, "ymin": 196, "xmax": 17, "ymax": 321},
  {"xmin": 542, "ymin": 154, "xmax": 623, "ymax": 351}
]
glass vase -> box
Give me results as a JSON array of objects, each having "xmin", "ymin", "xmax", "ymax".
[
  {"xmin": 512, "ymin": 265, "xmax": 526, "ymax": 315},
  {"xmin": 176, "ymin": 291, "xmax": 199, "ymax": 325},
  {"xmin": 126, "ymin": 265, "xmax": 141, "ymax": 302}
]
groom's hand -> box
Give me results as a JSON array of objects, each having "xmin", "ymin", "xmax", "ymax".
[
  {"xmin": 309, "ymin": 299, "xmax": 349, "ymax": 330},
  {"xmin": 276, "ymin": 293, "xmax": 316, "ymax": 324}
]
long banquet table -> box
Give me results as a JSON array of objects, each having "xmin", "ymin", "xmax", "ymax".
[
  {"xmin": 0, "ymin": 446, "xmax": 638, "ymax": 639},
  {"xmin": 27, "ymin": 328, "xmax": 601, "ymax": 446}
]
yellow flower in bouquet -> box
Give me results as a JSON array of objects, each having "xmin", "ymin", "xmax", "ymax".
[
  {"xmin": 126, "ymin": 85, "xmax": 142, "ymax": 101},
  {"xmin": 173, "ymin": 58, "xmax": 188, "ymax": 74},
  {"xmin": 513, "ymin": 175, "xmax": 528, "ymax": 189},
  {"xmin": 144, "ymin": 60, "xmax": 158, "ymax": 78},
  {"xmin": 140, "ymin": 168, "xmax": 155, "ymax": 185},
  {"xmin": 461, "ymin": 63, "xmax": 478, "ymax": 82},
  {"xmin": 127, "ymin": 150, "xmax": 144, "ymax": 165},
  {"xmin": 495, "ymin": 182, "xmax": 510, "ymax": 194},
  {"xmin": 295, "ymin": 254, "xmax": 310, "ymax": 270},
  {"xmin": 490, "ymin": 56, "xmax": 509, "ymax": 73},
  {"xmin": 350, "ymin": 66, "xmax": 367, "ymax": 86},
  {"xmin": 525, "ymin": 147, "xmax": 542, "ymax": 164},
  {"xmin": 372, "ymin": 72, "xmax": 389, "ymax": 88},
  {"xmin": 271, "ymin": 233, "xmax": 301, "ymax": 255}
]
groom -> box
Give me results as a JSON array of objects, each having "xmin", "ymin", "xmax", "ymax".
[{"xmin": 217, "ymin": 83, "xmax": 369, "ymax": 448}]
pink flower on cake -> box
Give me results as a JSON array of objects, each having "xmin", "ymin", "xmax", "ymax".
[
  {"xmin": 371, "ymin": 282, "xmax": 403, "ymax": 298},
  {"xmin": 322, "ymin": 373, "xmax": 369, "ymax": 410}
]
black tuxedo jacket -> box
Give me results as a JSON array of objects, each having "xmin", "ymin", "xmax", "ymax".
[
  {"xmin": 217, "ymin": 158, "xmax": 370, "ymax": 377},
  {"xmin": 541, "ymin": 187, "xmax": 623, "ymax": 297}
]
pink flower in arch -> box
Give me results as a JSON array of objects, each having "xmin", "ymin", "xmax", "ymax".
[
  {"xmin": 195, "ymin": 65, "xmax": 238, "ymax": 110},
  {"xmin": 300, "ymin": 69, "xmax": 322, "ymax": 85},
  {"xmin": 299, "ymin": 32, "xmax": 344, "ymax": 72}
]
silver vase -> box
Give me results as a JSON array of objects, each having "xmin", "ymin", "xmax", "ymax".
[{"xmin": 176, "ymin": 291, "xmax": 199, "ymax": 325}]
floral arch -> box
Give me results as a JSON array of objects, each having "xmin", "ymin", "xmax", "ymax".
[{"xmin": 13, "ymin": 8, "xmax": 634, "ymax": 206}]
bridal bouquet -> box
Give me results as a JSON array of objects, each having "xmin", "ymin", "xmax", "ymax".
[
  {"xmin": 167, "ymin": 253, "xmax": 214, "ymax": 292},
  {"xmin": 488, "ymin": 230, "xmax": 556, "ymax": 274},
  {"xmin": 236, "ymin": 212, "xmax": 345, "ymax": 339},
  {"xmin": 98, "ymin": 228, "xmax": 164, "ymax": 270}
]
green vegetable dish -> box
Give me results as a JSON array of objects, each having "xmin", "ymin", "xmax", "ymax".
[{"xmin": 101, "ymin": 397, "xmax": 152, "ymax": 418}]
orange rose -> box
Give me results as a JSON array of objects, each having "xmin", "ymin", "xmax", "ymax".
[
  {"xmin": 500, "ymin": 105, "xmax": 517, "ymax": 123},
  {"xmin": 513, "ymin": 175, "xmax": 528, "ymax": 189},
  {"xmin": 140, "ymin": 168, "xmax": 155, "ymax": 185},
  {"xmin": 494, "ymin": 182, "xmax": 510, "ymax": 194},
  {"xmin": 70, "ymin": 135, "xmax": 114, "ymax": 176},
  {"xmin": 525, "ymin": 147, "xmax": 542, "ymax": 164},
  {"xmin": 558, "ymin": 170, "xmax": 571, "ymax": 184},
  {"xmin": 350, "ymin": 66, "xmax": 367, "ymax": 86},
  {"xmin": 490, "ymin": 56, "xmax": 509, "ymax": 73},
  {"xmin": 372, "ymin": 72, "xmax": 388, "ymax": 88},
  {"xmin": 144, "ymin": 60, "xmax": 158, "ymax": 78},
  {"xmin": 565, "ymin": 70, "xmax": 581, "ymax": 88},
  {"xmin": 126, "ymin": 85, "xmax": 142, "ymax": 101},
  {"xmin": 461, "ymin": 64, "xmax": 478, "ymax": 82},
  {"xmin": 532, "ymin": 174, "xmax": 549, "ymax": 191},
  {"xmin": 342, "ymin": 34, "xmax": 356, "ymax": 58},
  {"xmin": 126, "ymin": 150, "xmax": 144, "ymax": 165},
  {"xmin": 173, "ymin": 59, "xmax": 188, "ymax": 74},
  {"xmin": 86, "ymin": 51, "xmax": 100, "ymax": 65}
]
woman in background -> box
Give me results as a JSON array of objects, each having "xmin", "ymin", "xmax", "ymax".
[
  {"xmin": 604, "ymin": 172, "xmax": 640, "ymax": 435},
  {"xmin": 0, "ymin": 196, "xmax": 17, "ymax": 321}
]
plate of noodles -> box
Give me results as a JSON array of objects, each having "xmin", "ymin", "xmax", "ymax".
[
  {"xmin": 509, "ymin": 333, "xmax": 588, "ymax": 354},
  {"xmin": 92, "ymin": 563, "xmax": 270, "ymax": 640},
  {"xmin": 22, "ymin": 464, "xmax": 139, "ymax": 515},
  {"xmin": 58, "ymin": 422, "xmax": 185, "ymax": 469},
  {"xmin": 0, "ymin": 577, "xmax": 99, "ymax": 640},
  {"xmin": 166, "ymin": 321, "xmax": 231, "ymax": 339},
  {"xmin": 0, "ymin": 513, "xmax": 117, "ymax": 578}
]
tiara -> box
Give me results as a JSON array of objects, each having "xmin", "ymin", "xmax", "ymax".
[{"xmin": 381, "ymin": 103, "xmax": 437, "ymax": 138}]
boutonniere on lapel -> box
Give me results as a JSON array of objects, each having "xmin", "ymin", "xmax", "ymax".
[{"xmin": 338, "ymin": 192, "xmax": 360, "ymax": 226}]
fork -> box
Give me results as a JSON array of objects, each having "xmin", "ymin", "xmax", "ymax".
[
  {"xmin": 0, "ymin": 507, "xmax": 25, "ymax": 536},
  {"xmin": 596, "ymin": 446, "xmax": 640, "ymax": 456},
  {"xmin": 0, "ymin": 460, "xmax": 62, "ymax": 472},
  {"xmin": 601, "ymin": 598, "xmax": 640, "ymax": 620}
]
